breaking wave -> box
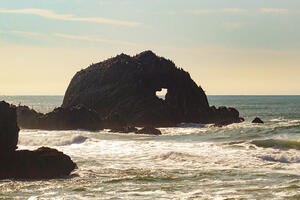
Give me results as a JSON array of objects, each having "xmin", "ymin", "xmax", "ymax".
[
  {"xmin": 19, "ymin": 135, "xmax": 88, "ymax": 146},
  {"xmin": 251, "ymin": 139, "xmax": 300, "ymax": 150}
]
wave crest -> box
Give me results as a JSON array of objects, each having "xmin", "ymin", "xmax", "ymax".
[
  {"xmin": 251, "ymin": 139, "xmax": 300, "ymax": 150},
  {"xmin": 19, "ymin": 135, "xmax": 88, "ymax": 146}
]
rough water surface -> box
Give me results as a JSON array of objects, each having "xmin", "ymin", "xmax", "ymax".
[{"xmin": 0, "ymin": 95, "xmax": 299, "ymax": 200}]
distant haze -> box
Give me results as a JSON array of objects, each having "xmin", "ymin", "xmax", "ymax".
[{"xmin": 0, "ymin": 0, "xmax": 299, "ymax": 95}]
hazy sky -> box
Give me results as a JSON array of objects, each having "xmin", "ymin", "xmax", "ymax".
[{"xmin": 0, "ymin": 0, "xmax": 299, "ymax": 95}]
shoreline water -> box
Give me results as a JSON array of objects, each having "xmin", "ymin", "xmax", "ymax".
[{"xmin": 0, "ymin": 95, "xmax": 299, "ymax": 199}]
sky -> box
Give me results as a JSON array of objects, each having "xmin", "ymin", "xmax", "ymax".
[{"xmin": 0, "ymin": 0, "xmax": 299, "ymax": 95}]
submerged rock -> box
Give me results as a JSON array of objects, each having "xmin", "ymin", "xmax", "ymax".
[
  {"xmin": 62, "ymin": 50, "xmax": 242, "ymax": 127},
  {"xmin": 136, "ymin": 127, "xmax": 162, "ymax": 135},
  {"xmin": 17, "ymin": 104, "xmax": 102, "ymax": 131},
  {"xmin": 0, "ymin": 101, "xmax": 19, "ymax": 153},
  {"xmin": 0, "ymin": 101, "xmax": 77, "ymax": 180},
  {"xmin": 0, "ymin": 147, "xmax": 77, "ymax": 179},
  {"xmin": 252, "ymin": 117, "xmax": 264, "ymax": 124}
]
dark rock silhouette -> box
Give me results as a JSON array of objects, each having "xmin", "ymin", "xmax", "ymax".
[
  {"xmin": 110, "ymin": 126, "xmax": 138, "ymax": 133},
  {"xmin": 210, "ymin": 106, "xmax": 245, "ymax": 127},
  {"xmin": 136, "ymin": 127, "xmax": 162, "ymax": 135},
  {"xmin": 62, "ymin": 50, "xmax": 243, "ymax": 127},
  {"xmin": 17, "ymin": 104, "xmax": 102, "ymax": 131},
  {"xmin": 16, "ymin": 105, "xmax": 43, "ymax": 128},
  {"xmin": 252, "ymin": 117, "xmax": 264, "ymax": 124},
  {"xmin": 0, "ymin": 101, "xmax": 19, "ymax": 152},
  {"xmin": 109, "ymin": 126, "xmax": 163, "ymax": 135},
  {"xmin": 0, "ymin": 147, "xmax": 77, "ymax": 179},
  {"xmin": 0, "ymin": 101, "xmax": 77, "ymax": 180},
  {"xmin": 102, "ymin": 112, "xmax": 127, "ymax": 129}
]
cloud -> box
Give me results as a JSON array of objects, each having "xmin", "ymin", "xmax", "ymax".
[
  {"xmin": 0, "ymin": 8, "xmax": 140, "ymax": 27},
  {"xmin": 10, "ymin": 30, "xmax": 43, "ymax": 37},
  {"xmin": 185, "ymin": 8, "xmax": 247, "ymax": 15},
  {"xmin": 260, "ymin": 8, "xmax": 289, "ymax": 14},
  {"xmin": 53, "ymin": 33, "xmax": 136, "ymax": 46},
  {"xmin": 2, "ymin": 30, "xmax": 136, "ymax": 46}
]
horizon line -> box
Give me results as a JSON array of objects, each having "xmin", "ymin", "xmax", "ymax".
[{"xmin": 1, "ymin": 94, "xmax": 300, "ymax": 97}]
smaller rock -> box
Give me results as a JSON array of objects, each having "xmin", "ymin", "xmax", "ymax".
[
  {"xmin": 110, "ymin": 126, "xmax": 138, "ymax": 133},
  {"xmin": 252, "ymin": 117, "xmax": 264, "ymax": 124},
  {"xmin": 0, "ymin": 147, "xmax": 77, "ymax": 179},
  {"xmin": 136, "ymin": 127, "xmax": 162, "ymax": 135},
  {"xmin": 17, "ymin": 105, "xmax": 102, "ymax": 131},
  {"xmin": 210, "ymin": 106, "xmax": 244, "ymax": 127},
  {"xmin": 16, "ymin": 105, "xmax": 43, "ymax": 128}
]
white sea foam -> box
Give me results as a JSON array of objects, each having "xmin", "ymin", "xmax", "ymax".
[
  {"xmin": 15, "ymin": 121, "xmax": 300, "ymax": 200},
  {"xmin": 18, "ymin": 133, "xmax": 88, "ymax": 147}
]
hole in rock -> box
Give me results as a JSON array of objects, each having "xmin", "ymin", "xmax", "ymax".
[{"xmin": 156, "ymin": 88, "xmax": 168, "ymax": 100}]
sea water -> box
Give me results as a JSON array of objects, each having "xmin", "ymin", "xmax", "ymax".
[{"xmin": 0, "ymin": 95, "xmax": 299, "ymax": 200}]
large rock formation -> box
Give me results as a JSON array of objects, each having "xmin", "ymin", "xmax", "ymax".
[
  {"xmin": 17, "ymin": 104, "xmax": 102, "ymax": 131},
  {"xmin": 0, "ymin": 101, "xmax": 19, "ymax": 152},
  {"xmin": 0, "ymin": 101, "xmax": 77, "ymax": 180},
  {"xmin": 62, "ymin": 50, "xmax": 243, "ymax": 127}
]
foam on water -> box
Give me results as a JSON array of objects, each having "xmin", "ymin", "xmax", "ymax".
[
  {"xmin": 3, "ymin": 127, "xmax": 300, "ymax": 199},
  {"xmin": 1, "ymin": 95, "xmax": 300, "ymax": 199}
]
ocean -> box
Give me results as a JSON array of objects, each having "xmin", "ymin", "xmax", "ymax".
[{"xmin": 0, "ymin": 95, "xmax": 299, "ymax": 199}]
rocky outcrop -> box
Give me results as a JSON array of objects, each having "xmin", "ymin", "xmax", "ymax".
[
  {"xmin": 136, "ymin": 127, "xmax": 162, "ymax": 135},
  {"xmin": 16, "ymin": 105, "xmax": 43, "ymax": 128},
  {"xmin": 252, "ymin": 117, "xmax": 264, "ymax": 124},
  {"xmin": 210, "ymin": 106, "xmax": 244, "ymax": 126},
  {"xmin": 62, "ymin": 50, "xmax": 243, "ymax": 127},
  {"xmin": 17, "ymin": 104, "xmax": 102, "ymax": 131},
  {"xmin": 0, "ymin": 101, "xmax": 19, "ymax": 152},
  {"xmin": 0, "ymin": 101, "xmax": 77, "ymax": 180},
  {"xmin": 0, "ymin": 147, "xmax": 77, "ymax": 179}
]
